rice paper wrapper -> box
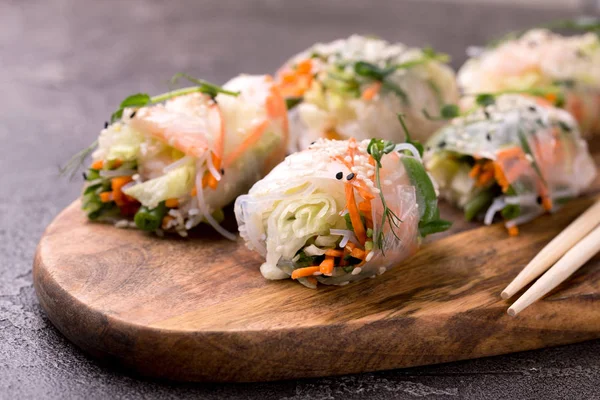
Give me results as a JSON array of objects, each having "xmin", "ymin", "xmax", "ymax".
[
  {"xmin": 235, "ymin": 139, "xmax": 422, "ymax": 286},
  {"xmin": 426, "ymin": 94, "xmax": 597, "ymax": 226}
]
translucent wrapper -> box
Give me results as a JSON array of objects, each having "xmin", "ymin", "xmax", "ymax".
[
  {"xmin": 425, "ymin": 95, "xmax": 597, "ymax": 230},
  {"xmin": 82, "ymin": 75, "xmax": 288, "ymax": 237},
  {"xmin": 459, "ymin": 29, "xmax": 600, "ymax": 137},
  {"xmin": 235, "ymin": 138, "xmax": 435, "ymax": 288},
  {"xmin": 277, "ymin": 35, "xmax": 459, "ymax": 152}
]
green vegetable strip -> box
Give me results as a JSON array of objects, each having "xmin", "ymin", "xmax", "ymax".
[
  {"xmin": 134, "ymin": 202, "xmax": 168, "ymax": 231},
  {"xmin": 464, "ymin": 190, "xmax": 494, "ymax": 221}
]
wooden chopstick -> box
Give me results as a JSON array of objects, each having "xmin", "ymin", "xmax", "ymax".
[
  {"xmin": 501, "ymin": 200, "xmax": 600, "ymax": 300},
  {"xmin": 508, "ymin": 223, "xmax": 600, "ymax": 316}
]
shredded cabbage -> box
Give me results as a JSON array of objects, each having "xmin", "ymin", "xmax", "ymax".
[{"xmin": 124, "ymin": 162, "xmax": 195, "ymax": 209}]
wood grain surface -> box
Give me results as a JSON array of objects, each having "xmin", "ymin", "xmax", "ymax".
[{"xmin": 33, "ymin": 185, "xmax": 600, "ymax": 382}]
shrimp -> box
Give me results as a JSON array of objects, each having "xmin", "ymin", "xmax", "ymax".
[{"xmin": 130, "ymin": 93, "xmax": 219, "ymax": 159}]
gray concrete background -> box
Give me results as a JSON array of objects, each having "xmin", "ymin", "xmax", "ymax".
[{"xmin": 2, "ymin": 0, "xmax": 600, "ymax": 398}]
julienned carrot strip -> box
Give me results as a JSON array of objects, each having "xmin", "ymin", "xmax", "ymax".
[
  {"xmin": 162, "ymin": 215, "xmax": 174, "ymax": 230},
  {"xmin": 190, "ymin": 186, "xmax": 198, "ymax": 196},
  {"xmin": 358, "ymin": 200, "xmax": 371, "ymax": 215},
  {"xmin": 469, "ymin": 163, "xmax": 481, "ymax": 179},
  {"xmin": 165, "ymin": 198, "xmax": 179, "ymax": 208},
  {"xmin": 493, "ymin": 163, "xmax": 510, "ymax": 192},
  {"xmin": 350, "ymin": 248, "xmax": 366, "ymax": 260},
  {"xmin": 111, "ymin": 176, "xmax": 133, "ymax": 206},
  {"xmin": 324, "ymin": 249, "xmax": 344, "ymax": 257},
  {"xmin": 508, "ymin": 226, "xmax": 519, "ymax": 236},
  {"xmin": 320, "ymin": 256, "xmax": 335, "ymax": 275},
  {"xmin": 91, "ymin": 160, "xmax": 104, "ymax": 170},
  {"xmin": 291, "ymin": 266, "xmax": 320, "ymax": 280},
  {"xmin": 345, "ymin": 182, "xmax": 367, "ymax": 245},
  {"xmin": 476, "ymin": 170, "xmax": 494, "ymax": 187},
  {"xmin": 354, "ymin": 181, "xmax": 376, "ymax": 200},
  {"xmin": 296, "ymin": 59, "xmax": 313, "ymax": 74},
  {"xmin": 542, "ymin": 197, "xmax": 553, "ymax": 211},
  {"xmin": 99, "ymin": 192, "xmax": 112, "ymax": 203},
  {"xmin": 223, "ymin": 119, "xmax": 270, "ymax": 168},
  {"xmin": 361, "ymin": 82, "xmax": 382, "ymax": 101}
]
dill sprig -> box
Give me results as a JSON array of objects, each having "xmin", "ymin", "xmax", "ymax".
[
  {"xmin": 59, "ymin": 139, "xmax": 98, "ymax": 180},
  {"xmin": 366, "ymin": 138, "xmax": 403, "ymax": 252}
]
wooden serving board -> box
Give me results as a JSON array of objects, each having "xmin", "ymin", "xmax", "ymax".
[{"xmin": 34, "ymin": 191, "xmax": 600, "ymax": 382}]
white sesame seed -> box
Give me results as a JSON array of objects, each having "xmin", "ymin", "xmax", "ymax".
[
  {"xmin": 313, "ymin": 272, "xmax": 323, "ymax": 276},
  {"xmin": 367, "ymin": 170, "xmax": 374, "ymax": 177},
  {"xmin": 378, "ymin": 267, "xmax": 386, "ymax": 275},
  {"xmin": 384, "ymin": 180, "xmax": 392, "ymax": 186},
  {"xmin": 338, "ymin": 281, "xmax": 349, "ymax": 286},
  {"xmin": 366, "ymin": 252, "xmax": 374, "ymax": 262},
  {"xmin": 344, "ymin": 156, "xmax": 352, "ymax": 163},
  {"xmin": 351, "ymin": 267, "xmax": 362, "ymax": 275}
]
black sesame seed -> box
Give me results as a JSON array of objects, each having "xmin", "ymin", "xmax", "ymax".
[
  {"xmin": 346, "ymin": 173, "xmax": 355, "ymax": 181},
  {"xmin": 220, "ymin": 168, "xmax": 225, "ymax": 175},
  {"xmin": 82, "ymin": 172, "xmax": 87, "ymax": 180},
  {"xmin": 438, "ymin": 140, "xmax": 447, "ymax": 149},
  {"xmin": 311, "ymin": 141, "xmax": 316, "ymax": 145},
  {"xmin": 536, "ymin": 196, "xmax": 542, "ymax": 205},
  {"xmin": 484, "ymin": 110, "xmax": 491, "ymax": 119},
  {"xmin": 104, "ymin": 121, "xmax": 109, "ymax": 129},
  {"xmin": 130, "ymin": 110, "xmax": 137, "ymax": 118},
  {"xmin": 426, "ymin": 146, "xmax": 431, "ymax": 152},
  {"xmin": 528, "ymin": 106, "xmax": 537, "ymax": 112},
  {"xmin": 336, "ymin": 172, "xmax": 343, "ymax": 180},
  {"xmin": 486, "ymin": 133, "xmax": 491, "ymax": 141}
]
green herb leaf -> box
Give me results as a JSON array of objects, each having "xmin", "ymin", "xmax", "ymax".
[
  {"xmin": 354, "ymin": 61, "xmax": 390, "ymax": 80},
  {"xmin": 418, "ymin": 219, "xmax": 452, "ymax": 237},
  {"xmin": 475, "ymin": 93, "xmax": 496, "ymax": 107},
  {"xmin": 441, "ymin": 104, "xmax": 461, "ymax": 119},
  {"xmin": 120, "ymin": 93, "xmax": 152, "ymax": 108}
]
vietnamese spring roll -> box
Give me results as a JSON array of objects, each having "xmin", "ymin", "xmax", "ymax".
[
  {"xmin": 425, "ymin": 94, "xmax": 597, "ymax": 235},
  {"xmin": 76, "ymin": 74, "xmax": 288, "ymax": 238},
  {"xmin": 234, "ymin": 136, "xmax": 450, "ymax": 288},
  {"xmin": 459, "ymin": 27, "xmax": 600, "ymax": 137},
  {"xmin": 276, "ymin": 35, "xmax": 459, "ymax": 152}
]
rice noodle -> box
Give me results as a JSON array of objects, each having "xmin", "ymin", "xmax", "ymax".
[
  {"xmin": 163, "ymin": 155, "xmax": 193, "ymax": 173},
  {"xmin": 329, "ymin": 229, "xmax": 360, "ymax": 247},
  {"xmin": 484, "ymin": 196, "xmax": 506, "ymax": 225},
  {"xmin": 504, "ymin": 194, "xmax": 537, "ymax": 205},
  {"xmin": 206, "ymin": 151, "xmax": 222, "ymax": 181},
  {"xmin": 505, "ymin": 209, "xmax": 545, "ymax": 228},
  {"xmin": 394, "ymin": 143, "xmax": 422, "ymax": 161},
  {"xmin": 195, "ymin": 170, "xmax": 237, "ymax": 241}
]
